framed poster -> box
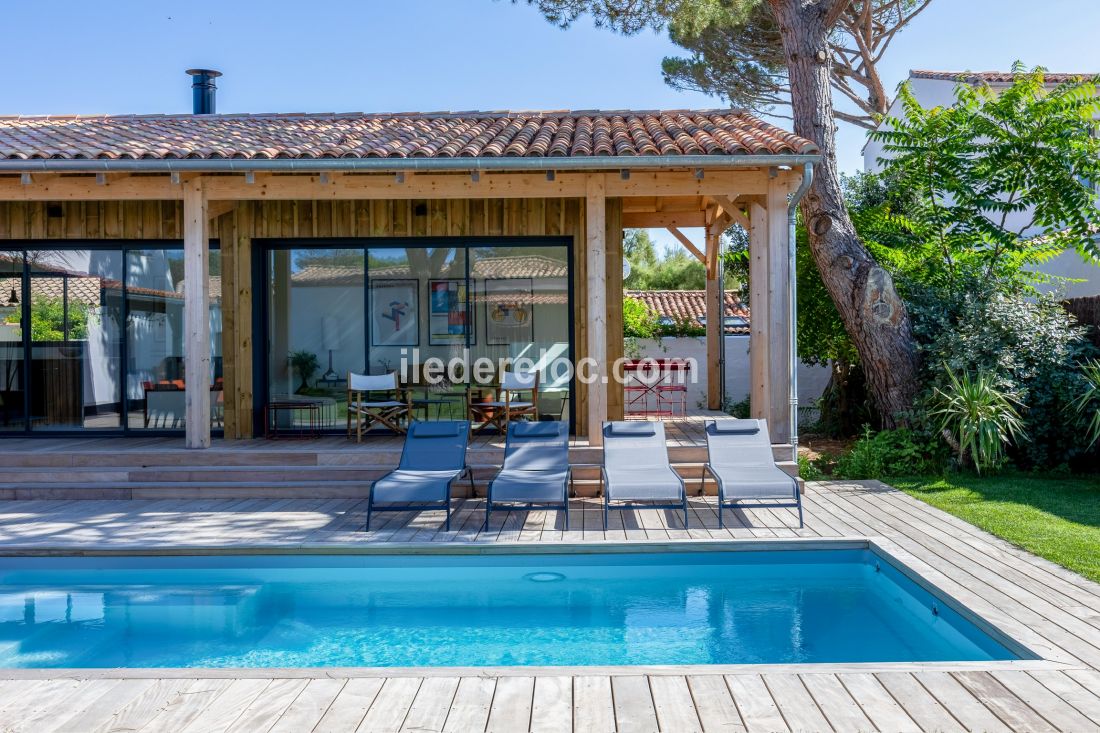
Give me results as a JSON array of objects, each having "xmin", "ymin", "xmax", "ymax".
[
  {"xmin": 370, "ymin": 278, "xmax": 419, "ymax": 347},
  {"xmin": 428, "ymin": 279, "xmax": 474, "ymax": 346},
  {"xmin": 484, "ymin": 278, "xmax": 534, "ymax": 346}
]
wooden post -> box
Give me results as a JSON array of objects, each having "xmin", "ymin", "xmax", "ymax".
[
  {"xmin": 705, "ymin": 226, "xmax": 722, "ymax": 410},
  {"xmin": 748, "ymin": 201, "xmax": 770, "ymax": 426},
  {"xmin": 183, "ymin": 177, "xmax": 211, "ymax": 448},
  {"xmin": 767, "ymin": 177, "xmax": 792, "ymax": 442},
  {"xmin": 586, "ymin": 174, "xmax": 608, "ymax": 446}
]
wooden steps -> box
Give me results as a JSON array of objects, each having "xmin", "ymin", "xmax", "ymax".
[{"xmin": 0, "ymin": 443, "xmax": 799, "ymax": 500}]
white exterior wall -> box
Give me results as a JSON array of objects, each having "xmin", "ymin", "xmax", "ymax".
[
  {"xmin": 865, "ymin": 74, "xmax": 1100, "ymax": 297},
  {"xmin": 630, "ymin": 335, "xmax": 832, "ymax": 411}
]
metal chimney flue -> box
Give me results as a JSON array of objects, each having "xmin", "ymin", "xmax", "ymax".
[{"xmin": 186, "ymin": 69, "xmax": 221, "ymax": 114}]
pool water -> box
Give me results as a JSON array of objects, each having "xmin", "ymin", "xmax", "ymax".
[{"xmin": 0, "ymin": 549, "xmax": 1021, "ymax": 668}]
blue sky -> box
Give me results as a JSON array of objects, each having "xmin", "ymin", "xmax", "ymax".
[{"xmin": 5, "ymin": 0, "xmax": 1098, "ymax": 250}]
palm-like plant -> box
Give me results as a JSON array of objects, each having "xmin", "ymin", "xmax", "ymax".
[
  {"xmin": 932, "ymin": 367, "xmax": 1025, "ymax": 473},
  {"xmin": 1072, "ymin": 361, "xmax": 1100, "ymax": 449}
]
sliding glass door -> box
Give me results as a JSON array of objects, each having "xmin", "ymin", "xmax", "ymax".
[
  {"xmin": 262, "ymin": 239, "xmax": 572, "ymax": 432},
  {"xmin": 0, "ymin": 244, "xmax": 222, "ymax": 435}
]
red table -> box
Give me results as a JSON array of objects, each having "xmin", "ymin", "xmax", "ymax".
[{"xmin": 623, "ymin": 359, "xmax": 692, "ymax": 417}]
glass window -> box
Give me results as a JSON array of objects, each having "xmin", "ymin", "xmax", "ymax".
[
  {"xmin": 469, "ymin": 245, "xmax": 570, "ymax": 420},
  {"xmin": 27, "ymin": 250, "xmax": 124, "ymax": 430},
  {"xmin": 126, "ymin": 248, "xmax": 222, "ymax": 430},
  {"xmin": 0, "ymin": 252, "xmax": 23, "ymax": 431},
  {"xmin": 268, "ymin": 248, "xmax": 365, "ymax": 429}
]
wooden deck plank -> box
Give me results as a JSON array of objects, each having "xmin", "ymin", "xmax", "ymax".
[
  {"xmin": 356, "ymin": 677, "xmax": 423, "ymax": 733},
  {"xmin": 649, "ymin": 675, "xmax": 704, "ymax": 733},
  {"xmin": 872, "ymin": 672, "xmax": 964, "ymax": 733},
  {"xmin": 685, "ymin": 675, "xmax": 746, "ymax": 733},
  {"xmin": 50, "ymin": 678, "xmax": 156, "ymax": 733},
  {"xmin": 798, "ymin": 674, "xmax": 875, "ymax": 733},
  {"xmin": 179, "ymin": 678, "xmax": 271, "ymax": 733},
  {"xmin": 572, "ymin": 676, "xmax": 615, "ymax": 733},
  {"xmin": 912, "ymin": 671, "xmax": 1013, "ymax": 733},
  {"xmin": 1028, "ymin": 671, "xmax": 1100, "ymax": 726},
  {"xmin": 138, "ymin": 679, "xmax": 234, "ymax": 732},
  {"xmin": 442, "ymin": 677, "xmax": 496, "ymax": 733},
  {"xmin": 224, "ymin": 678, "xmax": 309, "ymax": 733},
  {"xmin": 268, "ymin": 678, "xmax": 347, "ymax": 733},
  {"xmin": 990, "ymin": 670, "xmax": 1100, "ymax": 732},
  {"xmin": 314, "ymin": 677, "xmax": 385, "ymax": 732},
  {"xmin": 486, "ymin": 676, "xmax": 535, "ymax": 733},
  {"xmin": 610, "ymin": 676, "xmax": 660, "ymax": 733},
  {"xmin": 761, "ymin": 674, "xmax": 832, "ymax": 733},
  {"xmin": 530, "ymin": 676, "xmax": 573, "ymax": 733},
  {"xmin": 834, "ymin": 673, "xmax": 920, "ymax": 733},
  {"xmin": 401, "ymin": 676, "xmax": 460, "ymax": 733},
  {"xmin": 723, "ymin": 675, "xmax": 789, "ymax": 733}
]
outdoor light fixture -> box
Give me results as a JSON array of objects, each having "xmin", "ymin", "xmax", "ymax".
[
  {"xmin": 620, "ymin": 169, "xmax": 630, "ymax": 180},
  {"xmin": 395, "ymin": 172, "xmax": 406, "ymax": 184},
  {"xmin": 546, "ymin": 170, "xmax": 555, "ymax": 181},
  {"xmin": 244, "ymin": 171, "xmax": 255, "ymax": 184},
  {"xmin": 20, "ymin": 173, "xmax": 31, "ymax": 185},
  {"xmin": 319, "ymin": 172, "xmax": 332, "ymax": 185},
  {"xmin": 96, "ymin": 172, "xmax": 107, "ymax": 185},
  {"xmin": 471, "ymin": 170, "xmax": 480, "ymax": 182},
  {"xmin": 170, "ymin": 172, "xmax": 181, "ymax": 184}
]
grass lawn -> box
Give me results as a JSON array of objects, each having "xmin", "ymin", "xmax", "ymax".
[{"xmin": 890, "ymin": 474, "xmax": 1100, "ymax": 583}]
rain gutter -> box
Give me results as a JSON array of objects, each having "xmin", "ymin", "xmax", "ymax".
[
  {"xmin": 787, "ymin": 161, "xmax": 814, "ymax": 465},
  {"xmin": 0, "ymin": 154, "xmax": 819, "ymax": 174}
]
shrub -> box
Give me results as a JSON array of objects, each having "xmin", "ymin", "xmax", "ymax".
[
  {"xmin": 908, "ymin": 282, "xmax": 1097, "ymax": 469},
  {"xmin": 1072, "ymin": 360, "xmax": 1100, "ymax": 449},
  {"xmin": 622, "ymin": 297, "xmax": 658, "ymax": 339},
  {"xmin": 932, "ymin": 367, "xmax": 1025, "ymax": 473},
  {"xmin": 834, "ymin": 426, "xmax": 945, "ymax": 480},
  {"xmin": 797, "ymin": 453, "xmax": 824, "ymax": 482},
  {"xmin": 725, "ymin": 396, "xmax": 750, "ymax": 419}
]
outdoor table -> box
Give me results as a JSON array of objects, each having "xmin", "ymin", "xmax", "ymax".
[
  {"xmin": 623, "ymin": 359, "xmax": 692, "ymax": 417},
  {"xmin": 265, "ymin": 399, "xmax": 323, "ymax": 439}
]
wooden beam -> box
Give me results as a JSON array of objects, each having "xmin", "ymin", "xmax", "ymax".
[
  {"xmin": 712, "ymin": 195, "xmax": 751, "ymax": 229},
  {"xmin": 621, "ymin": 211, "xmax": 706, "ymax": 228},
  {"xmin": 585, "ymin": 174, "xmax": 608, "ymax": 446},
  {"xmin": 206, "ymin": 200, "xmax": 237, "ymax": 220},
  {"xmin": 766, "ymin": 178, "xmax": 791, "ymax": 442},
  {"xmin": 705, "ymin": 227, "xmax": 723, "ymax": 410},
  {"xmin": 666, "ymin": 226, "xmax": 707, "ymax": 265},
  {"xmin": 749, "ymin": 201, "xmax": 770, "ymax": 427},
  {"xmin": 183, "ymin": 177, "xmax": 211, "ymax": 449},
  {"xmin": 0, "ymin": 169, "xmax": 772, "ymax": 202}
]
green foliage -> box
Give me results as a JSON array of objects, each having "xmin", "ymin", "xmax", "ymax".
[
  {"xmin": 871, "ymin": 66, "xmax": 1100, "ymax": 284},
  {"xmin": 1072, "ymin": 360, "xmax": 1100, "ymax": 449},
  {"xmin": 833, "ymin": 426, "xmax": 945, "ymax": 480},
  {"xmin": 622, "ymin": 296, "xmax": 659, "ymax": 339},
  {"xmin": 724, "ymin": 396, "xmax": 750, "ymax": 419},
  {"xmin": 623, "ymin": 230, "xmax": 706, "ymax": 290},
  {"xmin": 909, "ymin": 284, "xmax": 1096, "ymax": 469},
  {"xmin": 288, "ymin": 350, "xmax": 320, "ymax": 394},
  {"xmin": 796, "ymin": 452, "xmax": 824, "ymax": 482},
  {"xmin": 5, "ymin": 296, "xmax": 91, "ymax": 342},
  {"xmin": 931, "ymin": 367, "xmax": 1025, "ymax": 473}
]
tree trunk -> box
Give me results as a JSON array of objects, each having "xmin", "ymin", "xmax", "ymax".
[{"xmin": 769, "ymin": 0, "xmax": 920, "ymax": 428}]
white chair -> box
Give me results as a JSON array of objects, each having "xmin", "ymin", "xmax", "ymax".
[{"xmin": 347, "ymin": 372, "xmax": 411, "ymax": 441}]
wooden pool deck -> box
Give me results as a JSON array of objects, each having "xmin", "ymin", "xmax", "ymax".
[{"xmin": 0, "ymin": 482, "xmax": 1099, "ymax": 731}]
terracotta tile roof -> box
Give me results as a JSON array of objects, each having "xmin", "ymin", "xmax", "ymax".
[
  {"xmin": 627, "ymin": 289, "xmax": 749, "ymax": 334},
  {"xmin": 0, "ymin": 110, "xmax": 818, "ymax": 161},
  {"xmin": 910, "ymin": 70, "xmax": 1097, "ymax": 85}
]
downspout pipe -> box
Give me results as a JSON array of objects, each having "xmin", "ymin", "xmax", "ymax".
[
  {"xmin": 788, "ymin": 162, "xmax": 814, "ymax": 465},
  {"xmin": 0, "ymin": 153, "xmax": 819, "ymax": 174}
]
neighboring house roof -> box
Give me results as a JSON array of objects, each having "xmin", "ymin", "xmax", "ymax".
[
  {"xmin": 909, "ymin": 70, "xmax": 1097, "ymax": 85},
  {"xmin": 626, "ymin": 289, "xmax": 750, "ymax": 334},
  {"xmin": 290, "ymin": 255, "xmax": 568, "ymax": 285},
  {"xmin": 0, "ymin": 110, "xmax": 818, "ymax": 161}
]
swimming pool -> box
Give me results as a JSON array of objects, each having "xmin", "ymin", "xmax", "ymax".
[{"xmin": 0, "ymin": 545, "xmax": 1025, "ymax": 669}]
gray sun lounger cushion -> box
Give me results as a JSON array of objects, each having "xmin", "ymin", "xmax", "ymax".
[
  {"xmin": 608, "ymin": 421, "xmax": 657, "ymax": 437},
  {"xmin": 368, "ymin": 420, "xmax": 472, "ymax": 530},
  {"xmin": 710, "ymin": 419, "xmax": 761, "ymax": 435}
]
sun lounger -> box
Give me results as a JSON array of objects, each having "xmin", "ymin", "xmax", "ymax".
[
  {"xmin": 485, "ymin": 420, "xmax": 572, "ymax": 530},
  {"xmin": 703, "ymin": 418, "xmax": 802, "ymax": 528},
  {"xmin": 600, "ymin": 421, "xmax": 688, "ymax": 530}
]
